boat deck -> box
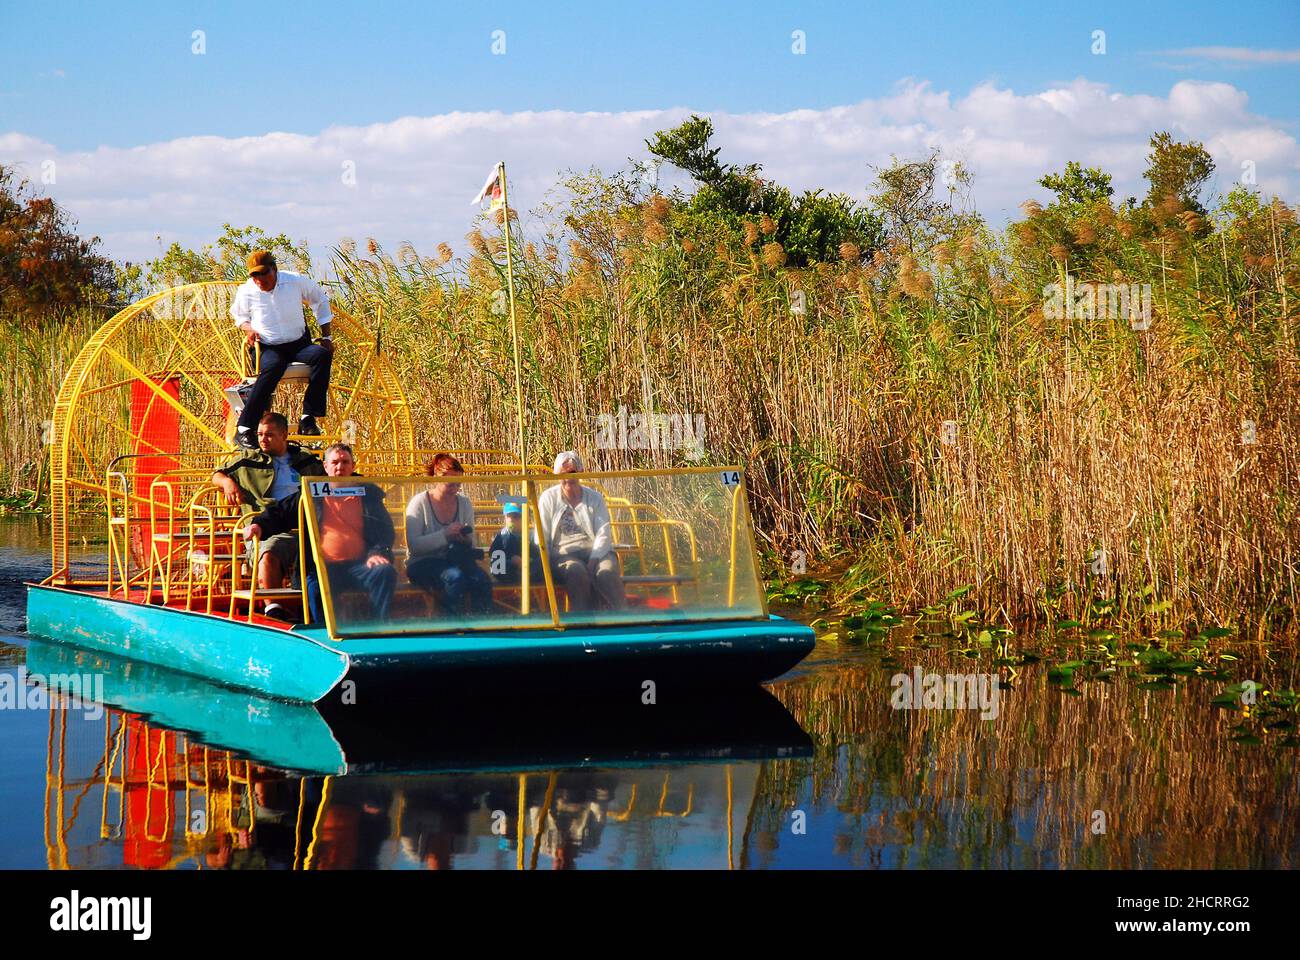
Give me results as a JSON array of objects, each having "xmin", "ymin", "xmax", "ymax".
[{"xmin": 88, "ymin": 583, "xmax": 298, "ymax": 631}]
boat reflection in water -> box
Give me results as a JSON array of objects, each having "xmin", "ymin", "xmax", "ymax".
[{"xmin": 28, "ymin": 637, "xmax": 811, "ymax": 869}]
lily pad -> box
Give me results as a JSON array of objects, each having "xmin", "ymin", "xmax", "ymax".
[{"xmin": 1198, "ymin": 626, "xmax": 1235, "ymax": 640}]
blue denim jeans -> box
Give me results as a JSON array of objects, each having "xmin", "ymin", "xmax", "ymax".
[
  {"xmin": 408, "ymin": 555, "xmax": 493, "ymax": 615},
  {"xmin": 306, "ymin": 558, "xmax": 396, "ymax": 624},
  {"xmin": 237, "ymin": 333, "xmax": 332, "ymax": 434}
]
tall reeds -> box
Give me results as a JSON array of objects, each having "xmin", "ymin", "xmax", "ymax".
[
  {"xmin": 0, "ymin": 310, "xmax": 100, "ymax": 505},
  {"xmin": 3, "ymin": 175, "xmax": 1295, "ymax": 625}
]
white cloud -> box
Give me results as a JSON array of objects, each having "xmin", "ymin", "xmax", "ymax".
[
  {"xmin": 1, "ymin": 78, "xmax": 1296, "ymax": 265},
  {"xmin": 1161, "ymin": 47, "xmax": 1300, "ymax": 64}
]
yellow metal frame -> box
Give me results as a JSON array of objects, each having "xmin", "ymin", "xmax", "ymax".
[
  {"xmin": 105, "ymin": 452, "xmax": 229, "ymax": 599},
  {"xmin": 135, "ymin": 472, "xmax": 245, "ymax": 610},
  {"xmin": 48, "ymin": 281, "xmax": 414, "ymax": 587},
  {"xmin": 298, "ymin": 494, "xmax": 311, "ymax": 623},
  {"xmin": 741, "ymin": 477, "xmax": 771, "ymax": 618},
  {"xmin": 43, "ymin": 704, "xmax": 281, "ymax": 869},
  {"xmin": 183, "ymin": 740, "xmax": 211, "ymax": 840},
  {"xmin": 99, "ymin": 712, "xmax": 127, "ymax": 842}
]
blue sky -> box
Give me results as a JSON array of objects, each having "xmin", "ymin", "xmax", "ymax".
[
  {"xmin": 2, "ymin": 1, "xmax": 1297, "ymax": 263},
  {"xmin": 4, "ymin": 0, "xmax": 1296, "ymax": 148}
]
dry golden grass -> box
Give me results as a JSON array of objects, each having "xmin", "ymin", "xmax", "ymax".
[{"xmin": 4, "ymin": 184, "xmax": 1296, "ymax": 626}]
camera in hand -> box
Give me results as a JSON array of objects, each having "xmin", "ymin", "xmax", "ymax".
[{"xmin": 447, "ymin": 539, "xmax": 484, "ymax": 564}]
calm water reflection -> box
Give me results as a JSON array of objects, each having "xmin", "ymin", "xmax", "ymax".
[{"xmin": 1, "ymin": 518, "xmax": 1296, "ymax": 869}]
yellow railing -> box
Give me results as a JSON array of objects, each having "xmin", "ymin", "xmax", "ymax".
[{"xmin": 103, "ymin": 451, "xmax": 230, "ymax": 599}]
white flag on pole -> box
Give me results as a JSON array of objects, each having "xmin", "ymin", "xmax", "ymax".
[{"xmin": 472, "ymin": 163, "xmax": 504, "ymax": 210}]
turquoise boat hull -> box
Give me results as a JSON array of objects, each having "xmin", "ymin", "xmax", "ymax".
[
  {"xmin": 330, "ymin": 617, "xmax": 816, "ymax": 702},
  {"xmin": 26, "ymin": 585, "xmax": 349, "ymax": 703},
  {"xmin": 25, "ymin": 584, "xmax": 815, "ymax": 705}
]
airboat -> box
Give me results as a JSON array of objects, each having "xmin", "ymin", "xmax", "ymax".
[{"xmin": 25, "ymin": 166, "xmax": 814, "ymax": 705}]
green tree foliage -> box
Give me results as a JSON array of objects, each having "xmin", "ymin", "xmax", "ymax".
[
  {"xmin": 868, "ymin": 150, "xmax": 972, "ymax": 252},
  {"xmin": 1014, "ymin": 135, "xmax": 1221, "ymax": 272},
  {"xmin": 1142, "ymin": 131, "xmax": 1214, "ymax": 215},
  {"xmin": 1009, "ymin": 161, "xmax": 1122, "ymax": 270},
  {"xmin": 0, "ymin": 163, "xmax": 117, "ymax": 316},
  {"xmin": 146, "ymin": 223, "xmax": 312, "ymax": 288},
  {"xmin": 1038, "ymin": 161, "xmax": 1114, "ymax": 211},
  {"xmin": 646, "ymin": 115, "xmax": 883, "ymax": 266},
  {"xmin": 868, "ymin": 149, "xmax": 951, "ymax": 251}
]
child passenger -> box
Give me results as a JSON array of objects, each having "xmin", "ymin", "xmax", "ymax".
[{"xmin": 489, "ymin": 501, "xmax": 542, "ymax": 584}]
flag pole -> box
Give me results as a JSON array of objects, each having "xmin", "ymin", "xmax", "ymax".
[
  {"xmin": 497, "ymin": 161, "xmax": 526, "ymax": 474},
  {"xmin": 497, "ymin": 161, "xmax": 533, "ymax": 615}
]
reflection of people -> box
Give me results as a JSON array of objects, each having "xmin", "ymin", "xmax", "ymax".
[
  {"xmin": 399, "ymin": 784, "xmax": 483, "ymax": 870},
  {"xmin": 243, "ymin": 442, "xmax": 396, "ymax": 623},
  {"xmin": 247, "ymin": 775, "xmax": 300, "ymax": 870},
  {"xmin": 203, "ymin": 769, "xmax": 301, "ymax": 870},
  {"xmin": 532, "ymin": 797, "xmax": 607, "ymax": 870},
  {"xmin": 404, "ymin": 454, "xmax": 492, "ymax": 614},
  {"xmin": 212, "ymin": 412, "xmax": 324, "ymax": 620},
  {"xmin": 302, "ymin": 790, "xmax": 392, "ymax": 870},
  {"xmin": 488, "ymin": 502, "xmax": 541, "ymax": 584},
  {"xmin": 230, "ymin": 250, "xmax": 334, "ymax": 449},
  {"xmin": 536, "ymin": 451, "xmax": 625, "ymax": 611},
  {"xmin": 527, "ymin": 774, "xmax": 614, "ymax": 869}
]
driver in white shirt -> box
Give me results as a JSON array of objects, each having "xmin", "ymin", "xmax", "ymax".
[{"xmin": 229, "ymin": 250, "xmax": 335, "ymax": 450}]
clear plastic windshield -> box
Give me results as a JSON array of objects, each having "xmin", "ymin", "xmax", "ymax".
[{"xmin": 301, "ymin": 468, "xmax": 767, "ymax": 637}]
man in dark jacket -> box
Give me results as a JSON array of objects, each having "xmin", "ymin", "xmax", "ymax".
[
  {"xmin": 242, "ymin": 442, "xmax": 395, "ymax": 624},
  {"xmin": 212, "ymin": 412, "xmax": 324, "ymax": 617}
]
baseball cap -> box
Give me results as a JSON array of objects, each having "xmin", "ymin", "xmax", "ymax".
[{"xmin": 246, "ymin": 250, "xmax": 277, "ymax": 276}]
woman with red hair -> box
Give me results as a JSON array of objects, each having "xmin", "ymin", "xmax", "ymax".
[{"xmin": 404, "ymin": 453, "xmax": 493, "ymax": 614}]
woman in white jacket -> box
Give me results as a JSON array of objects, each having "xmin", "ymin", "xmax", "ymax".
[{"xmin": 536, "ymin": 451, "xmax": 625, "ymax": 611}]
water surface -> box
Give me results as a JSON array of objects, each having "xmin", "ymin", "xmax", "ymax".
[{"xmin": 1, "ymin": 517, "xmax": 1295, "ymax": 869}]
